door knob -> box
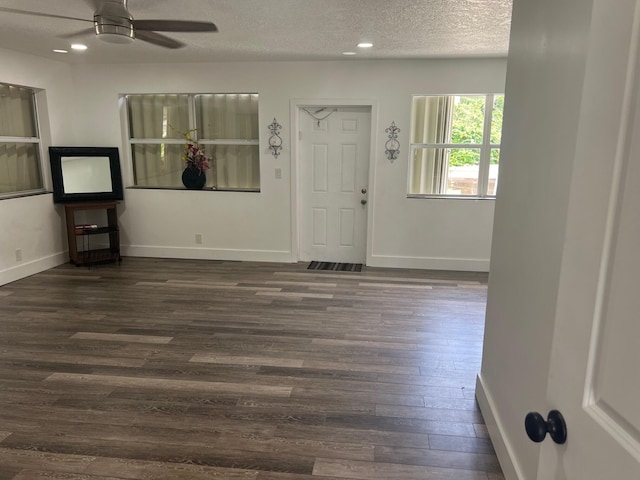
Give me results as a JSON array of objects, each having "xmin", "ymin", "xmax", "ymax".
[
  {"xmin": 361, "ymin": 199, "xmax": 367, "ymax": 205},
  {"xmin": 525, "ymin": 410, "xmax": 567, "ymax": 444},
  {"xmin": 361, "ymin": 188, "xmax": 367, "ymax": 194}
]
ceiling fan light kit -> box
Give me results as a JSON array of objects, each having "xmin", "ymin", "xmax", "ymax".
[
  {"xmin": 94, "ymin": 16, "xmax": 135, "ymax": 44},
  {"xmin": 93, "ymin": 1, "xmax": 134, "ymax": 43}
]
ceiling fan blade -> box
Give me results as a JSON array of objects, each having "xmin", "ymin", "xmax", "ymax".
[
  {"xmin": 135, "ymin": 30, "xmax": 185, "ymax": 49},
  {"xmin": 0, "ymin": 7, "xmax": 92, "ymax": 23},
  {"xmin": 133, "ymin": 20, "xmax": 218, "ymax": 32}
]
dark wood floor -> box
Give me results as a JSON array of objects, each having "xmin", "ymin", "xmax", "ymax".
[{"xmin": 0, "ymin": 257, "xmax": 503, "ymax": 479}]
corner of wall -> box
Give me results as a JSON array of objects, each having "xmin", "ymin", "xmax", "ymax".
[{"xmin": 475, "ymin": 374, "xmax": 523, "ymax": 480}]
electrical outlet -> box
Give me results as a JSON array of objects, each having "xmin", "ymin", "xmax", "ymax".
[
  {"xmin": 275, "ymin": 168, "xmax": 282, "ymax": 179},
  {"xmin": 195, "ymin": 234, "xmax": 203, "ymax": 244},
  {"xmin": 15, "ymin": 249, "xmax": 22, "ymax": 262}
]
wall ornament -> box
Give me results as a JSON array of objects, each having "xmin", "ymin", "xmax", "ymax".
[
  {"xmin": 385, "ymin": 121, "xmax": 400, "ymax": 163},
  {"xmin": 268, "ymin": 118, "xmax": 283, "ymax": 158}
]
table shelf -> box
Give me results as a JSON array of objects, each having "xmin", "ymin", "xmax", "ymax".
[{"xmin": 64, "ymin": 202, "xmax": 121, "ymax": 266}]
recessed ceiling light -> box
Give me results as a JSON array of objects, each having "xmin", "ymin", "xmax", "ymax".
[
  {"xmin": 53, "ymin": 49, "xmax": 68, "ymax": 54},
  {"xmin": 357, "ymin": 42, "xmax": 373, "ymax": 48},
  {"xmin": 343, "ymin": 51, "xmax": 357, "ymax": 56},
  {"xmin": 71, "ymin": 44, "xmax": 88, "ymax": 51}
]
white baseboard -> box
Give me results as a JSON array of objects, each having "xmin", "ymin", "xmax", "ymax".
[
  {"xmin": 475, "ymin": 374, "xmax": 523, "ymax": 480},
  {"xmin": 0, "ymin": 249, "xmax": 486, "ymax": 286},
  {"xmin": 0, "ymin": 252, "xmax": 67, "ymax": 287},
  {"xmin": 367, "ymin": 254, "xmax": 489, "ymax": 272},
  {"xmin": 122, "ymin": 245, "xmax": 295, "ymax": 263}
]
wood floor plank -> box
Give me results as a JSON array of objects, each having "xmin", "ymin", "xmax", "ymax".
[
  {"xmin": 43, "ymin": 372, "xmax": 293, "ymax": 397},
  {"xmin": 312, "ymin": 457, "xmax": 489, "ymax": 479},
  {"xmin": 375, "ymin": 404, "xmax": 484, "ymax": 424},
  {"xmin": 0, "ymin": 447, "xmax": 96, "ymax": 474},
  {"xmin": 2, "ymin": 432, "xmax": 316, "ymax": 475},
  {"xmin": 0, "ymin": 258, "xmax": 501, "ymax": 478},
  {"xmin": 0, "ymin": 351, "xmax": 148, "ymax": 368},
  {"xmin": 255, "ymin": 291, "xmax": 334, "ymax": 299},
  {"xmin": 70, "ymin": 332, "xmax": 173, "ymax": 344},
  {"xmin": 357, "ymin": 282, "xmax": 434, "ymax": 290},
  {"xmin": 374, "ymin": 445, "xmax": 502, "ymax": 473},
  {"xmin": 85, "ymin": 457, "xmax": 259, "ymax": 479},
  {"xmin": 190, "ymin": 354, "xmax": 304, "ymax": 368},
  {"xmin": 428, "ymin": 434, "xmax": 496, "ymax": 454},
  {"xmin": 11, "ymin": 471, "xmax": 123, "ymax": 480}
]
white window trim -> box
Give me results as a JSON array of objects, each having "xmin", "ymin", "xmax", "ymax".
[{"xmin": 0, "ymin": 84, "xmax": 48, "ymax": 200}]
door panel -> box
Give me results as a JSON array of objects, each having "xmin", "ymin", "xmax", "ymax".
[
  {"xmin": 539, "ymin": 1, "xmax": 640, "ymax": 477},
  {"xmin": 596, "ymin": 178, "xmax": 640, "ymax": 432},
  {"xmin": 340, "ymin": 145, "xmax": 357, "ymax": 192},
  {"xmin": 339, "ymin": 208, "xmax": 355, "ymax": 247},
  {"xmin": 587, "ymin": 86, "xmax": 640, "ymax": 453},
  {"xmin": 312, "ymin": 208, "xmax": 327, "ymax": 246},
  {"xmin": 312, "ymin": 144, "xmax": 328, "ymax": 192},
  {"xmin": 299, "ymin": 106, "xmax": 371, "ymax": 263}
]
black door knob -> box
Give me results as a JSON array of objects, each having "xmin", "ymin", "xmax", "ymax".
[{"xmin": 525, "ymin": 410, "xmax": 567, "ymax": 444}]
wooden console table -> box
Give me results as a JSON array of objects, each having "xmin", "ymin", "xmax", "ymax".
[{"xmin": 64, "ymin": 201, "xmax": 121, "ymax": 266}]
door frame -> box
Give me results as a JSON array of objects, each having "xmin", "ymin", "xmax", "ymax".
[{"xmin": 290, "ymin": 98, "xmax": 378, "ymax": 264}]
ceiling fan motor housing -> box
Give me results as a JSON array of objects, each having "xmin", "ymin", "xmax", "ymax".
[{"xmin": 94, "ymin": 0, "xmax": 134, "ymax": 43}]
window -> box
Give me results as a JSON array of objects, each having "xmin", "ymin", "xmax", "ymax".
[
  {"xmin": 409, "ymin": 94, "xmax": 503, "ymax": 197},
  {"xmin": 126, "ymin": 93, "xmax": 260, "ymax": 190},
  {"xmin": 0, "ymin": 83, "xmax": 44, "ymax": 197}
]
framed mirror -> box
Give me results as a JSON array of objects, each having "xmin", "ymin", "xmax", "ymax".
[{"xmin": 49, "ymin": 146, "xmax": 124, "ymax": 203}]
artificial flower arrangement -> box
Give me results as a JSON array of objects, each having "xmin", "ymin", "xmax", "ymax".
[{"xmin": 176, "ymin": 127, "xmax": 211, "ymax": 174}]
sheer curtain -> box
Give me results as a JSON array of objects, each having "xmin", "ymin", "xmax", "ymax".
[
  {"xmin": 128, "ymin": 94, "xmax": 189, "ymax": 187},
  {"xmin": 0, "ymin": 84, "xmax": 42, "ymax": 193},
  {"xmin": 196, "ymin": 94, "xmax": 259, "ymax": 189},
  {"xmin": 410, "ymin": 96, "xmax": 453, "ymax": 194}
]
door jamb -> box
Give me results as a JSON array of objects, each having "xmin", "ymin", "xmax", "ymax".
[{"xmin": 290, "ymin": 98, "xmax": 378, "ymax": 264}]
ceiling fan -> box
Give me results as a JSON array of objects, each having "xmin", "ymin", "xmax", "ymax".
[{"xmin": 0, "ymin": 0, "xmax": 218, "ymax": 49}]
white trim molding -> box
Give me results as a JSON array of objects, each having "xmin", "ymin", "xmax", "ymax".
[
  {"xmin": 476, "ymin": 374, "xmax": 523, "ymax": 480},
  {"xmin": 0, "ymin": 251, "xmax": 67, "ymax": 287},
  {"xmin": 368, "ymin": 254, "xmax": 489, "ymax": 272},
  {"xmin": 122, "ymin": 245, "xmax": 294, "ymax": 263}
]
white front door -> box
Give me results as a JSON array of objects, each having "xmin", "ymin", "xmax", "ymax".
[
  {"xmin": 536, "ymin": 1, "xmax": 640, "ymax": 477},
  {"xmin": 298, "ymin": 106, "xmax": 371, "ymax": 263}
]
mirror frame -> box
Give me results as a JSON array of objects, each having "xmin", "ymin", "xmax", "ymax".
[{"xmin": 49, "ymin": 146, "xmax": 124, "ymax": 203}]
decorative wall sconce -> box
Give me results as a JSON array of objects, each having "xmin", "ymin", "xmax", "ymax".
[
  {"xmin": 268, "ymin": 118, "xmax": 283, "ymax": 158},
  {"xmin": 385, "ymin": 121, "xmax": 401, "ymax": 162}
]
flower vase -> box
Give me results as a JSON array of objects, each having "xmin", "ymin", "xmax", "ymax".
[{"xmin": 182, "ymin": 166, "xmax": 206, "ymax": 190}]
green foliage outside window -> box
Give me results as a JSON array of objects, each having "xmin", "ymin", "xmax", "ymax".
[{"xmin": 449, "ymin": 96, "xmax": 503, "ymax": 166}]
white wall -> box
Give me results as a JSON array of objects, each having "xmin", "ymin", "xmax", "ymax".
[
  {"xmin": 477, "ymin": 0, "xmax": 595, "ymax": 478},
  {"xmin": 68, "ymin": 59, "xmax": 506, "ymax": 269},
  {"xmin": 0, "ymin": 48, "xmax": 76, "ymax": 285}
]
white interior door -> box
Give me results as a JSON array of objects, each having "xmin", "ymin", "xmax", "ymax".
[
  {"xmin": 298, "ymin": 106, "xmax": 371, "ymax": 263},
  {"xmin": 536, "ymin": 1, "xmax": 640, "ymax": 477}
]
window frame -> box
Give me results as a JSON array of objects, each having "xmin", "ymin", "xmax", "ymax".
[
  {"xmin": 0, "ymin": 82, "xmax": 46, "ymax": 200},
  {"xmin": 408, "ymin": 93, "xmax": 503, "ymax": 199},
  {"xmin": 124, "ymin": 92, "xmax": 260, "ymax": 192}
]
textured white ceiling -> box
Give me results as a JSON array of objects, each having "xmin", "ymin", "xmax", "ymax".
[{"xmin": 0, "ymin": 0, "xmax": 512, "ymax": 64}]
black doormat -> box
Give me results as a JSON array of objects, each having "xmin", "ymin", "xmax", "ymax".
[{"xmin": 307, "ymin": 261, "xmax": 363, "ymax": 272}]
